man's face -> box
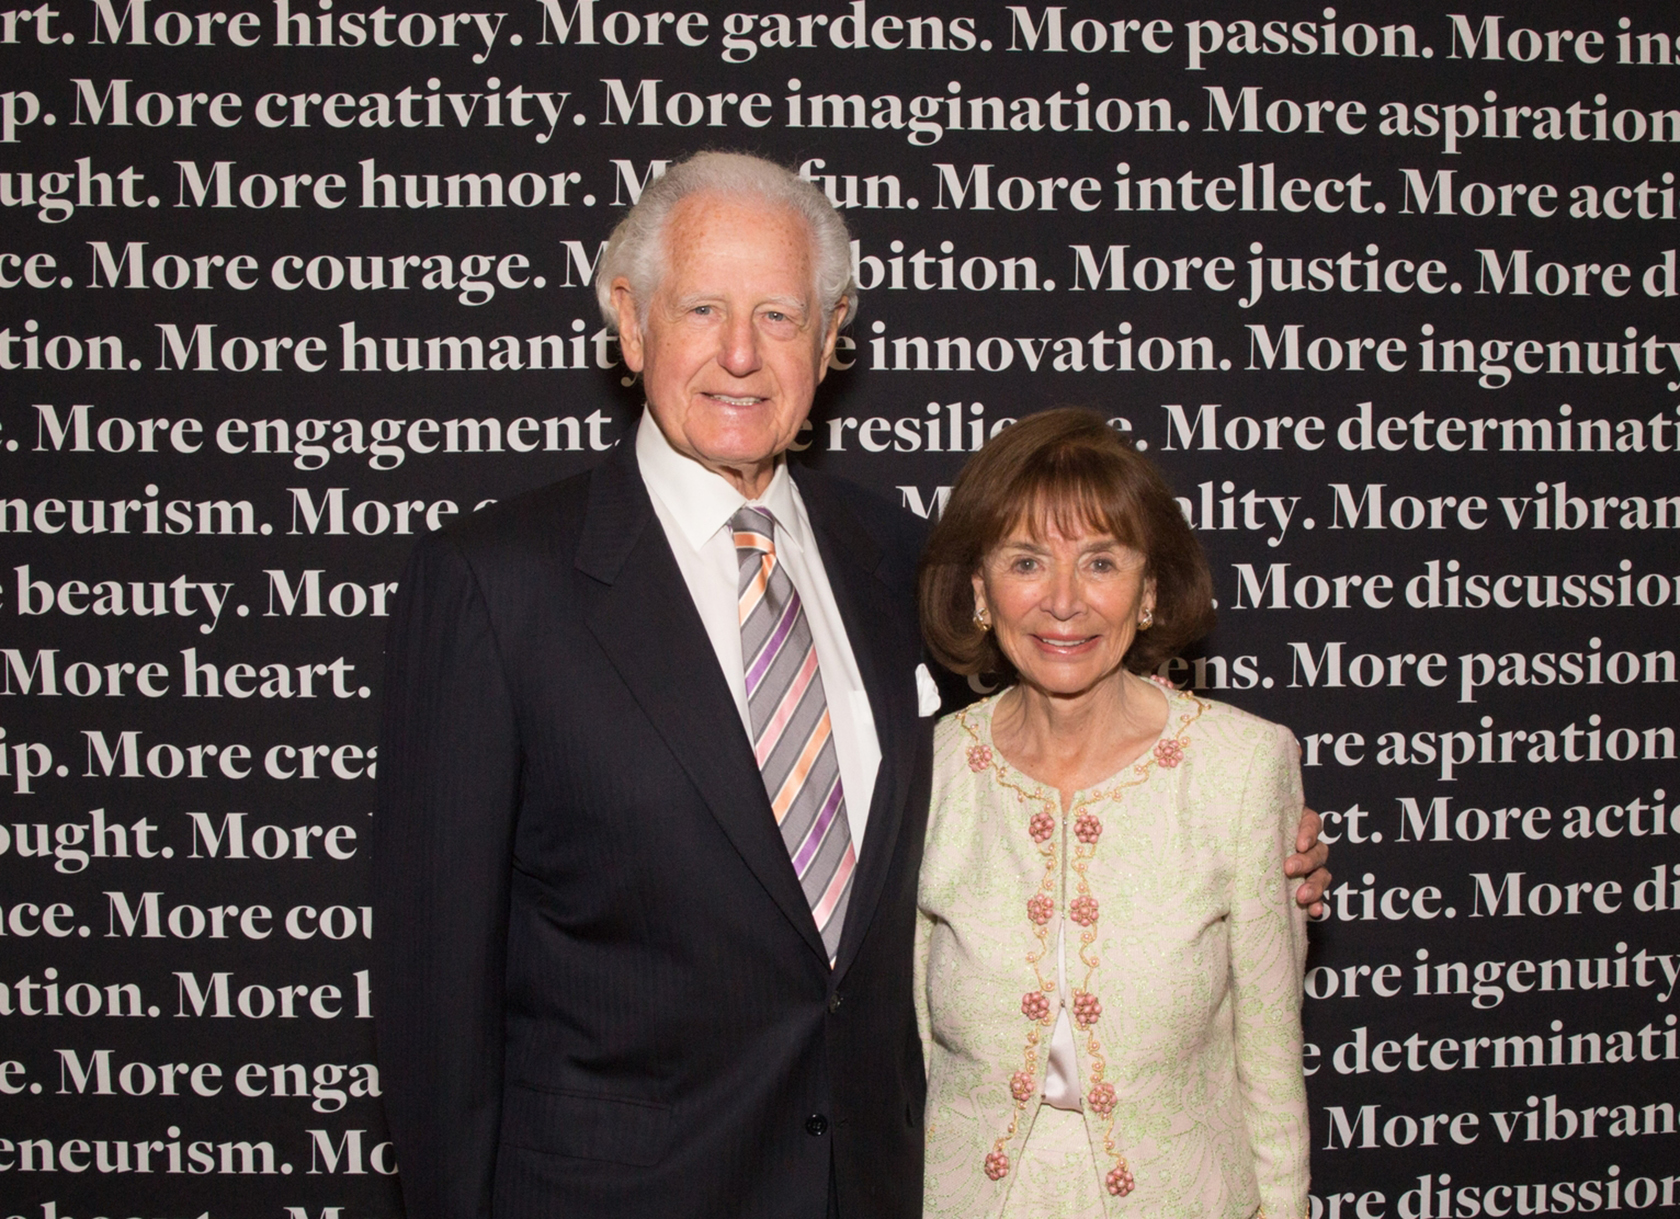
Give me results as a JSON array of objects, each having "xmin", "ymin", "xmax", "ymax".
[{"xmin": 613, "ymin": 194, "xmax": 846, "ymax": 495}]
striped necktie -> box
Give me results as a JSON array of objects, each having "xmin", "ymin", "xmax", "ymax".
[{"xmin": 732, "ymin": 505, "xmax": 855, "ymax": 965}]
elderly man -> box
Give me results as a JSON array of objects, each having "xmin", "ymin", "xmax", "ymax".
[{"xmin": 372, "ymin": 152, "xmax": 1328, "ymax": 1219}]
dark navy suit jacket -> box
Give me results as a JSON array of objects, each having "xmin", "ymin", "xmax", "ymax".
[{"xmin": 373, "ymin": 438, "xmax": 931, "ymax": 1219}]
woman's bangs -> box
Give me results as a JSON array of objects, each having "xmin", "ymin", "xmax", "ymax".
[{"xmin": 1009, "ymin": 460, "xmax": 1145, "ymax": 552}]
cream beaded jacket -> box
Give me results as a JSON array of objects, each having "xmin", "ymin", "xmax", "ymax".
[{"xmin": 914, "ymin": 685, "xmax": 1310, "ymax": 1218}]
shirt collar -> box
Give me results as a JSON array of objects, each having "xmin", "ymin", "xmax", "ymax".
[{"xmin": 636, "ymin": 410, "xmax": 799, "ymax": 550}]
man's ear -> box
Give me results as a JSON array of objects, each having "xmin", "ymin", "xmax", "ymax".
[
  {"xmin": 612, "ymin": 278, "xmax": 645, "ymax": 372},
  {"xmin": 813, "ymin": 298, "xmax": 849, "ymax": 385}
]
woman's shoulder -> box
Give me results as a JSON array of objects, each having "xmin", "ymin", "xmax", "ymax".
[
  {"xmin": 1172, "ymin": 687, "xmax": 1297, "ymax": 761},
  {"xmin": 932, "ymin": 695, "xmax": 997, "ymax": 768},
  {"xmin": 933, "ymin": 692, "xmax": 996, "ymax": 740}
]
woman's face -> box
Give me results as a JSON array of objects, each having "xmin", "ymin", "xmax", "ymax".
[{"xmin": 972, "ymin": 517, "xmax": 1156, "ymax": 700}]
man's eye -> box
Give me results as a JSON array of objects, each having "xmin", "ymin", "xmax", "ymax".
[{"xmin": 691, "ymin": 304, "xmax": 714, "ymax": 316}]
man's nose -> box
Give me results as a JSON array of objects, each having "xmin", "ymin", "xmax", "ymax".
[{"xmin": 717, "ymin": 313, "xmax": 762, "ymax": 376}]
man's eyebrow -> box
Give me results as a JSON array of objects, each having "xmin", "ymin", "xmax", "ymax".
[
  {"xmin": 666, "ymin": 292, "xmax": 811, "ymax": 315},
  {"xmin": 667, "ymin": 292, "xmax": 721, "ymax": 310}
]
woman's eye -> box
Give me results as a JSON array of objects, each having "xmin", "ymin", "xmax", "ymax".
[{"xmin": 1010, "ymin": 558, "xmax": 1038, "ymax": 573}]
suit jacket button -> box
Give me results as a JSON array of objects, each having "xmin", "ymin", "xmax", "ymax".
[
  {"xmin": 828, "ymin": 992, "xmax": 843, "ymax": 1013},
  {"xmin": 805, "ymin": 1114, "xmax": 829, "ymax": 1137}
]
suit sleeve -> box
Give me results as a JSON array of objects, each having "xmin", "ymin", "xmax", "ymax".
[
  {"xmin": 374, "ymin": 532, "xmax": 522, "ymax": 1219},
  {"xmin": 1228, "ymin": 723, "xmax": 1311, "ymax": 1219}
]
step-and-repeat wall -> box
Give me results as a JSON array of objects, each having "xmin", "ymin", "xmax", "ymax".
[{"xmin": 3, "ymin": 1, "xmax": 1676, "ymax": 1215}]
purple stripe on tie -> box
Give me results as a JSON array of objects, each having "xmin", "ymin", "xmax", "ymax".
[
  {"xmin": 792, "ymin": 776, "xmax": 843, "ymax": 876},
  {"xmin": 745, "ymin": 588, "xmax": 802, "ymax": 694}
]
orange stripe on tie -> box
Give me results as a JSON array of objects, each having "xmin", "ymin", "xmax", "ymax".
[
  {"xmin": 770, "ymin": 710, "xmax": 831, "ymax": 824},
  {"xmin": 738, "ymin": 561, "xmax": 770, "ymax": 624}
]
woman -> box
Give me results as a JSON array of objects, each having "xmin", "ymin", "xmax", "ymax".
[{"xmin": 914, "ymin": 409, "xmax": 1309, "ymax": 1218}]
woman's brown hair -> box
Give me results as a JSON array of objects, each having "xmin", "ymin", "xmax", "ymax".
[{"xmin": 917, "ymin": 407, "xmax": 1215, "ymax": 680}]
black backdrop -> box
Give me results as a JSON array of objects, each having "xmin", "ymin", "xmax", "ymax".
[{"xmin": 3, "ymin": 1, "xmax": 1677, "ymax": 1215}]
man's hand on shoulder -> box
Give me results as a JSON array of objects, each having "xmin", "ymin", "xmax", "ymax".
[{"xmin": 1286, "ymin": 808, "xmax": 1330, "ymax": 918}]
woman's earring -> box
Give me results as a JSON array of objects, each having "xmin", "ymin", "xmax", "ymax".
[
  {"xmin": 973, "ymin": 605, "xmax": 992, "ymax": 631},
  {"xmin": 1138, "ymin": 608, "xmax": 1154, "ymax": 631}
]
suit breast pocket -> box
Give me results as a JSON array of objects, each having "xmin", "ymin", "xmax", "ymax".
[{"xmin": 500, "ymin": 1081, "xmax": 675, "ymax": 1167}]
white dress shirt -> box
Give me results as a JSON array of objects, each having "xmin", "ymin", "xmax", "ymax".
[{"xmin": 636, "ymin": 412, "xmax": 882, "ymax": 852}]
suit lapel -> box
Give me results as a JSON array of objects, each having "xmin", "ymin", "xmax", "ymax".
[
  {"xmin": 794, "ymin": 469, "xmax": 918, "ymax": 981},
  {"xmin": 576, "ymin": 444, "xmax": 829, "ymax": 964}
]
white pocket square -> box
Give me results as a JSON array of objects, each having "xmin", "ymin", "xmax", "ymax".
[{"xmin": 915, "ymin": 663, "xmax": 942, "ymax": 718}]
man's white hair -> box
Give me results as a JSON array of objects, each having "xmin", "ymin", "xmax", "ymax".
[{"xmin": 594, "ymin": 151, "xmax": 856, "ymax": 333}]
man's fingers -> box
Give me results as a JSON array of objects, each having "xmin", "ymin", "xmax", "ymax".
[
  {"xmin": 1294, "ymin": 867, "xmax": 1332, "ymax": 912},
  {"xmin": 1296, "ymin": 807, "xmax": 1322, "ymax": 854},
  {"xmin": 1284, "ymin": 842, "xmax": 1329, "ymax": 877},
  {"xmin": 1288, "ymin": 806, "xmax": 1329, "ymax": 913}
]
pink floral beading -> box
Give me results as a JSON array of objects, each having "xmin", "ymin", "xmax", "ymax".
[
  {"xmin": 1020, "ymin": 990, "xmax": 1051, "ymax": 1022},
  {"xmin": 1071, "ymin": 990, "xmax": 1103, "ymax": 1028},
  {"xmin": 1106, "ymin": 1164, "xmax": 1136, "ymax": 1196},
  {"xmin": 954, "ymin": 695, "xmax": 1209, "ymax": 1217},
  {"xmin": 1009, "ymin": 1070, "xmax": 1036, "ymax": 1102}
]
